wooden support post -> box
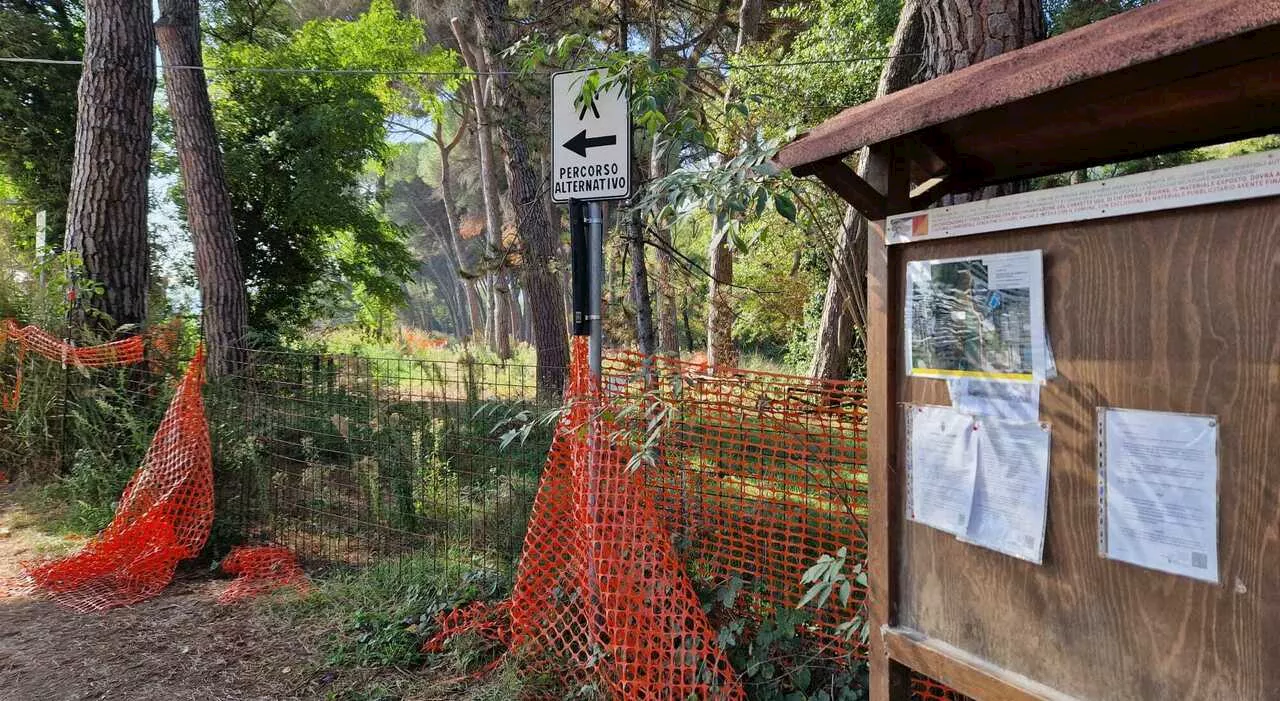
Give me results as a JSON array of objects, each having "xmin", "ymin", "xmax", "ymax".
[{"xmin": 867, "ymin": 139, "xmax": 913, "ymax": 701}]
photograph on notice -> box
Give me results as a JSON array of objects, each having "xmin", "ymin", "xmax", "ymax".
[{"xmin": 904, "ymin": 251, "xmax": 1046, "ymax": 382}]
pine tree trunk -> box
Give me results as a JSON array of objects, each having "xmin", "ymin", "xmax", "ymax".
[
  {"xmin": 810, "ymin": 0, "xmax": 1041, "ymax": 379},
  {"xmin": 451, "ymin": 17, "xmax": 512, "ymax": 360},
  {"xmin": 702, "ymin": 0, "xmax": 764, "ymax": 368},
  {"xmin": 504, "ymin": 133, "xmax": 570, "ymax": 396},
  {"xmin": 919, "ymin": 0, "xmax": 1043, "ymax": 73},
  {"xmin": 809, "ymin": 207, "xmax": 870, "ymax": 379},
  {"xmin": 468, "ymin": 1, "xmax": 569, "ymax": 397},
  {"xmin": 65, "ymin": 0, "xmax": 155, "ymax": 334},
  {"xmin": 649, "ymin": 142, "xmax": 680, "ymax": 355},
  {"xmin": 734, "ymin": 0, "xmax": 765, "ymax": 50},
  {"xmin": 434, "ymin": 122, "xmax": 486, "ymax": 341},
  {"xmin": 494, "ymin": 272, "xmax": 514, "ymax": 358},
  {"xmin": 705, "ymin": 226, "xmax": 735, "ymax": 367},
  {"xmin": 646, "ymin": 1, "xmax": 680, "ymax": 355},
  {"xmin": 156, "ymin": 0, "xmax": 249, "ymax": 377},
  {"xmin": 620, "ymin": 0, "xmax": 656, "ymax": 358},
  {"xmin": 628, "ymin": 211, "xmax": 655, "ymax": 356},
  {"xmin": 923, "ymin": 0, "xmax": 1043, "ymax": 204}
]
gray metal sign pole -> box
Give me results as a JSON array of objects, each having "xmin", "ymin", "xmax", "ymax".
[{"xmin": 586, "ymin": 201, "xmax": 605, "ymax": 379}]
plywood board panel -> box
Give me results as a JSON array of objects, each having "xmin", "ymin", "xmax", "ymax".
[{"xmin": 893, "ymin": 197, "xmax": 1280, "ymax": 700}]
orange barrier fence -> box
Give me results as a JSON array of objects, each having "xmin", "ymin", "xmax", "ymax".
[
  {"xmin": 608, "ymin": 349, "xmax": 869, "ymax": 652},
  {"xmin": 17, "ymin": 347, "xmax": 213, "ymax": 611},
  {"xmin": 0, "ymin": 321, "xmax": 965, "ymax": 698},
  {"xmin": 1, "ymin": 325, "xmax": 307, "ymax": 611},
  {"xmin": 428, "ymin": 338, "xmax": 870, "ymax": 698},
  {"xmin": 912, "ymin": 673, "xmax": 973, "ymax": 701},
  {"xmin": 217, "ymin": 545, "xmax": 309, "ymax": 604},
  {"xmin": 0, "ymin": 319, "xmax": 149, "ymax": 412},
  {"xmin": 0, "ymin": 319, "xmax": 146, "ymax": 367}
]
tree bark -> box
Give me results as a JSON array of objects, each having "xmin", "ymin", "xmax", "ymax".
[
  {"xmin": 156, "ymin": 0, "xmax": 250, "ymax": 377},
  {"xmin": 810, "ymin": 0, "xmax": 1041, "ymax": 379},
  {"xmin": 703, "ymin": 0, "xmax": 763, "ymax": 367},
  {"xmin": 621, "ymin": 0, "xmax": 656, "ymax": 357},
  {"xmin": 705, "ymin": 225, "xmax": 735, "ymax": 367},
  {"xmin": 451, "ymin": 17, "xmax": 512, "ymax": 360},
  {"xmin": 65, "ymin": 0, "xmax": 155, "ymax": 334},
  {"xmin": 468, "ymin": 1, "xmax": 569, "ymax": 397},
  {"xmin": 650, "ymin": 142, "xmax": 680, "ymax": 355},
  {"xmin": 919, "ymin": 0, "xmax": 1044, "ymax": 73},
  {"xmin": 735, "ymin": 0, "xmax": 765, "ymax": 51},
  {"xmin": 682, "ymin": 293, "xmax": 696, "ymax": 352},
  {"xmin": 431, "ymin": 119, "xmax": 486, "ymax": 341},
  {"xmin": 628, "ymin": 212, "xmax": 655, "ymax": 355},
  {"xmin": 920, "ymin": 0, "xmax": 1044, "ymax": 201}
]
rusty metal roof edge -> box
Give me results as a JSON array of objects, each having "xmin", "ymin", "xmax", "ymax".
[{"xmin": 775, "ymin": 0, "xmax": 1280, "ymax": 172}]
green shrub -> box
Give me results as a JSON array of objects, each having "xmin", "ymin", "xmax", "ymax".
[{"xmin": 270, "ymin": 554, "xmax": 510, "ymax": 669}]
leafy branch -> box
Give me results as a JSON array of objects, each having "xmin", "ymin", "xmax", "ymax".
[{"xmin": 797, "ymin": 546, "xmax": 870, "ymax": 647}]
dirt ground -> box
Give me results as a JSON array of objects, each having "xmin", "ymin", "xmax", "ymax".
[{"xmin": 0, "ymin": 486, "xmax": 481, "ymax": 701}]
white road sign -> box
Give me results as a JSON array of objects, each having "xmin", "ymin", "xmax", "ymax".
[{"xmin": 551, "ymin": 69, "xmax": 630, "ymax": 203}]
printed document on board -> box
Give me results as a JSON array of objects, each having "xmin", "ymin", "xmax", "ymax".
[
  {"xmin": 908, "ymin": 405, "xmax": 979, "ymax": 536},
  {"xmin": 962, "ymin": 419, "xmax": 1051, "ymax": 563},
  {"xmin": 1099, "ymin": 408, "xmax": 1218, "ymax": 583},
  {"xmin": 949, "ymin": 379, "xmax": 1041, "ymax": 423}
]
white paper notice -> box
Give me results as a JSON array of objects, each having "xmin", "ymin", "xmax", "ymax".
[
  {"xmin": 908, "ymin": 405, "xmax": 979, "ymax": 536},
  {"xmin": 963, "ymin": 419, "xmax": 1051, "ymax": 563},
  {"xmin": 1100, "ymin": 408, "xmax": 1219, "ymax": 583},
  {"xmin": 949, "ymin": 379, "xmax": 1040, "ymax": 423}
]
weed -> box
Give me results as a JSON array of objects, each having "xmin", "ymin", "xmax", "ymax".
[
  {"xmin": 698, "ymin": 575, "xmax": 869, "ymax": 701},
  {"xmin": 269, "ymin": 554, "xmax": 511, "ymax": 670}
]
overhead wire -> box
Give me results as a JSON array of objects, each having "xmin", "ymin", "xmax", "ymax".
[{"xmin": 0, "ymin": 53, "xmax": 917, "ymax": 76}]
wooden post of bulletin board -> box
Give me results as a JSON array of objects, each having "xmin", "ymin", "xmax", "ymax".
[{"xmin": 866, "ymin": 149, "xmax": 1280, "ymax": 701}]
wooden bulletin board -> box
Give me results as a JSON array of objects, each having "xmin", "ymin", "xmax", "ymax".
[{"xmin": 872, "ymin": 180, "xmax": 1280, "ymax": 700}]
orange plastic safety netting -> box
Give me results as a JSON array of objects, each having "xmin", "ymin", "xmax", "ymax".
[
  {"xmin": 607, "ymin": 349, "xmax": 869, "ymax": 653},
  {"xmin": 0, "ymin": 319, "xmax": 146, "ymax": 366},
  {"xmin": 217, "ymin": 545, "xmax": 310, "ymax": 604},
  {"xmin": 15, "ymin": 347, "xmax": 214, "ymax": 612},
  {"xmin": 428, "ymin": 338, "xmax": 872, "ymax": 698},
  {"xmin": 911, "ymin": 672, "xmax": 973, "ymax": 701},
  {"xmin": 0, "ymin": 319, "xmax": 148, "ymax": 412}
]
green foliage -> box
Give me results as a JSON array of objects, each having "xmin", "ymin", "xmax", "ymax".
[
  {"xmin": 0, "ymin": 248, "xmax": 128, "ymax": 493},
  {"xmin": 636, "ymin": 132, "xmax": 798, "ymax": 255},
  {"xmin": 468, "ymin": 654, "xmax": 607, "ymax": 701},
  {"xmin": 0, "ymin": 240, "xmax": 92, "ymax": 328},
  {"xmin": 0, "ymin": 0, "xmax": 81, "ymax": 240},
  {"xmin": 732, "ymin": 219, "xmax": 817, "ymax": 361},
  {"xmin": 1045, "ymin": 0, "xmax": 1155, "ymax": 35},
  {"xmin": 270, "ymin": 554, "xmax": 510, "ymax": 668},
  {"xmin": 733, "ymin": 0, "xmax": 898, "ymax": 131},
  {"xmin": 19, "ymin": 360, "xmax": 186, "ymax": 535},
  {"xmin": 798, "ymin": 548, "xmax": 870, "ymax": 646},
  {"xmin": 698, "ymin": 575, "xmax": 869, "ymax": 701},
  {"xmin": 206, "ymin": 0, "xmax": 459, "ymax": 336}
]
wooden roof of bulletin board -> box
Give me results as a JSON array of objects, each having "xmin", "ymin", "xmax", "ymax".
[{"xmin": 775, "ymin": 0, "xmax": 1280, "ymax": 218}]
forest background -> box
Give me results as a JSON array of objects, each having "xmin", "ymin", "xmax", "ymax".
[{"xmin": 1, "ymin": 0, "xmax": 1274, "ymax": 386}]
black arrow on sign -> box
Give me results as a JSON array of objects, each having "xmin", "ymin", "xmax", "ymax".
[{"xmin": 563, "ymin": 129, "xmax": 617, "ymax": 157}]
